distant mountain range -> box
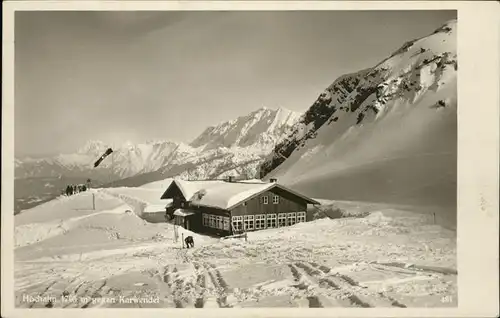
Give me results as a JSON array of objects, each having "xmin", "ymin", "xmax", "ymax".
[
  {"xmin": 16, "ymin": 107, "xmax": 300, "ymax": 181},
  {"xmin": 14, "ymin": 107, "xmax": 301, "ymax": 212}
]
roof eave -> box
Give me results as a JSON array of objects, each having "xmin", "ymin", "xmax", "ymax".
[
  {"xmin": 189, "ymin": 202, "xmax": 230, "ymax": 211},
  {"xmin": 274, "ymin": 184, "xmax": 321, "ymax": 205}
]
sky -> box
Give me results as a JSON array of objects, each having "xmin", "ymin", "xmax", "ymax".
[{"xmin": 14, "ymin": 10, "xmax": 456, "ymax": 156}]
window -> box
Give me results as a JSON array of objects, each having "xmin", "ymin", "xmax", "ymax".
[
  {"xmin": 278, "ymin": 213, "xmax": 287, "ymax": 227},
  {"xmin": 244, "ymin": 215, "xmax": 254, "ymax": 231},
  {"xmin": 254, "ymin": 214, "xmax": 265, "ymax": 229},
  {"xmin": 204, "ymin": 214, "xmax": 231, "ymax": 230},
  {"xmin": 232, "ymin": 216, "xmax": 243, "ymax": 232},
  {"xmin": 223, "ymin": 217, "xmax": 230, "ymax": 230},
  {"xmin": 209, "ymin": 215, "xmax": 216, "ymax": 228},
  {"xmin": 258, "ymin": 215, "xmax": 266, "ymax": 229},
  {"xmin": 287, "ymin": 212, "xmax": 297, "ymax": 226},
  {"xmin": 297, "ymin": 212, "xmax": 306, "ymax": 223},
  {"xmin": 262, "ymin": 196, "xmax": 269, "ymax": 205},
  {"xmin": 266, "ymin": 214, "xmax": 277, "ymax": 228},
  {"xmin": 272, "ymin": 195, "xmax": 279, "ymax": 204}
]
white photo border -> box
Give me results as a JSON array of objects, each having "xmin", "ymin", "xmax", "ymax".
[{"xmin": 2, "ymin": 1, "xmax": 499, "ymax": 317}]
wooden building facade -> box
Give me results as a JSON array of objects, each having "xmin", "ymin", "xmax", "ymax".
[{"xmin": 161, "ymin": 179, "xmax": 320, "ymax": 237}]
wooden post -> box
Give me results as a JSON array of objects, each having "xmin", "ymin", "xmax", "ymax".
[
  {"xmin": 92, "ymin": 193, "xmax": 95, "ymax": 210},
  {"xmin": 111, "ymin": 151, "xmax": 114, "ymax": 187},
  {"xmin": 181, "ymin": 233, "xmax": 184, "ymax": 249},
  {"xmin": 173, "ymin": 223, "xmax": 178, "ymax": 243},
  {"xmin": 433, "ymin": 212, "xmax": 436, "ymax": 225},
  {"xmin": 245, "ymin": 232, "xmax": 248, "ymax": 242}
]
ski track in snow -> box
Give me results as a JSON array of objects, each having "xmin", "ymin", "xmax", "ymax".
[{"xmin": 14, "ymin": 187, "xmax": 456, "ymax": 308}]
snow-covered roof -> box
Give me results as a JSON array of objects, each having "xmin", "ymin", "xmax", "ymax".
[
  {"xmin": 161, "ymin": 179, "xmax": 319, "ymax": 210},
  {"xmin": 173, "ymin": 209, "xmax": 196, "ymax": 217}
]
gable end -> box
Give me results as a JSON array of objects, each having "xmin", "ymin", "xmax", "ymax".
[
  {"xmin": 160, "ymin": 180, "xmax": 186, "ymax": 201},
  {"xmin": 227, "ymin": 183, "xmax": 319, "ymax": 210}
]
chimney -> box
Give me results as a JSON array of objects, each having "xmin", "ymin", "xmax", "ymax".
[{"xmin": 270, "ymin": 178, "xmax": 278, "ymax": 183}]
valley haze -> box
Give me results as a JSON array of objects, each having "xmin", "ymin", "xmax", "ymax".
[{"xmin": 12, "ymin": 10, "xmax": 458, "ymax": 311}]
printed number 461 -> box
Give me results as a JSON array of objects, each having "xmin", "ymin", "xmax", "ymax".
[{"xmin": 441, "ymin": 295, "xmax": 453, "ymax": 303}]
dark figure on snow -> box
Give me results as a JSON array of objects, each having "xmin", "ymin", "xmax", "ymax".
[
  {"xmin": 185, "ymin": 236, "xmax": 194, "ymax": 248},
  {"xmin": 68, "ymin": 185, "xmax": 73, "ymax": 196}
]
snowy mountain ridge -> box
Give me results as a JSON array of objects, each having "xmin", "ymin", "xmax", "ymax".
[
  {"xmin": 190, "ymin": 107, "xmax": 301, "ymax": 152},
  {"xmin": 260, "ymin": 20, "xmax": 457, "ymax": 222},
  {"xmin": 15, "ymin": 107, "xmax": 301, "ymax": 181}
]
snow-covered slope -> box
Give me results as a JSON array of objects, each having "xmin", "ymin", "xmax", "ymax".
[
  {"xmin": 14, "ymin": 185, "xmax": 457, "ymax": 308},
  {"xmin": 260, "ymin": 20, "xmax": 457, "ymax": 227}
]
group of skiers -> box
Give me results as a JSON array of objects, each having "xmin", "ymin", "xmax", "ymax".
[{"xmin": 65, "ymin": 184, "xmax": 87, "ymax": 196}]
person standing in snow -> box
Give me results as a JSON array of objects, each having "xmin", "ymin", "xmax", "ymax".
[{"xmin": 184, "ymin": 236, "xmax": 194, "ymax": 248}]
